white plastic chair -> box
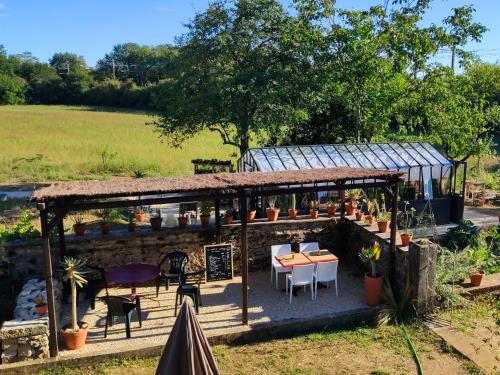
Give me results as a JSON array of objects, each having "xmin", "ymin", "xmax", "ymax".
[
  {"xmin": 286, "ymin": 264, "xmax": 315, "ymax": 303},
  {"xmin": 314, "ymin": 261, "xmax": 339, "ymax": 299},
  {"xmin": 299, "ymin": 242, "xmax": 319, "ymax": 253},
  {"xmin": 271, "ymin": 244, "xmax": 292, "ymax": 288}
]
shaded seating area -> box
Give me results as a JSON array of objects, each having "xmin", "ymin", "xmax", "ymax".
[
  {"xmin": 102, "ymin": 295, "xmax": 142, "ymax": 339},
  {"xmin": 30, "ymin": 167, "xmax": 403, "ymax": 357},
  {"xmin": 157, "ymin": 250, "xmax": 189, "ymax": 296}
]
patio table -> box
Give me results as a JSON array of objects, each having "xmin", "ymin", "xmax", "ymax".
[
  {"xmin": 303, "ymin": 250, "xmax": 338, "ymax": 263},
  {"xmin": 105, "ymin": 263, "xmax": 160, "ymax": 297},
  {"xmin": 275, "ymin": 253, "xmax": 312, "ymax": 268}
]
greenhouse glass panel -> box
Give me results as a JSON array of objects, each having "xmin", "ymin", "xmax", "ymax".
[
  {"xmin": 420, "ymin": 142, "xmax": 452, "ymax": 166},
  {"xmin": 312, "ymin": 146, "xmax": 337, "ymax": 167},
  {"xmin": 264, "ymin": 148, "xmax": 287, "ymax": 171},
  {"xmin": 275, "ymin": 147, "xmax": 300, "ymax": 170},
  {"xmin": 368, "ymin": 144, "xmax": 399, "ymax": 169},
  {"xmin": 411, "ymin": 143, "xmax": 442, "ymax": 166},
  {"xmin": 334, "ymin": 145, "xmax": 362, "ymax": 167},
  {"xmin": 357, "ymin": 144, "xmax": 387, "ymax": 169},
  {"xmin": 344, "ymin": 144, "xmax": 374, "ymax": 168},
  {"xmin": 287, "ymin": 146, "xmax": 312, "ymax": 169},
  {"xmin": 323, "ymin": 145, "xmax": 349, "ymax": 167},
  {"xmin": 388, "ymin": 143, "xmax": 420, "ymax": 167},
  {"xmin": 377, "ymin": 143, "xmax": 407, "ymax": 168},
  {"xmin": 250, "ymin": 149, "xmax": 273, "ymax": 171},
  {"xmin": 402, "ymin": 143, "xmax": 429, "ymax": 166},
  {"xmin": 301, "ymin": 146, "xmax": 326, "ymax": 168}
]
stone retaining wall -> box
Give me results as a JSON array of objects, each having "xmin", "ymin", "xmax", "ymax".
[{"xmin": 0, "ymin": 279, "xmax": 61, "ymax": 364}]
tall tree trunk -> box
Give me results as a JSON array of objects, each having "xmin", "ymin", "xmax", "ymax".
[
  {"xmin": 71, "ymin": 282, "xmax": 78, "ymax": 331},
  {"xmin": 356, "ymin": 107, "xmax": 362, "ymax": 143}
]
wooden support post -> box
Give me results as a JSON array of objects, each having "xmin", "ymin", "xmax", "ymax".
[
  {"xmin": 57, "ymin": 218, "xmax": 66, "ymax": 260},
  {"xmin": 340, "ymin": 189, "xmax": 346, "ymax": 220},
  {"xmin": 389, "ymin": 181, "xmax": 399, "ymax": 284},
  {"xmin": 239, "ymin": 191, "xmax": 249, "ymax": 325},
  {"xmin": 215, "ymin": 200, "xmax": 221, "ymax": 243},
  {"xmin": 40, "ymin": 209, "xmax": 59, "ymax": 358}
]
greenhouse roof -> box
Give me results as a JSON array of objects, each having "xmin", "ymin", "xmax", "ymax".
[{"xmin": 241, "ymin": 142, "xmax": 452, "ymax": 174}]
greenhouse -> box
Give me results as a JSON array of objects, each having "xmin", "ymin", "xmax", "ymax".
[{"xmin": 239, "ymin": 142, "xmax": 466, "ymax": 224}]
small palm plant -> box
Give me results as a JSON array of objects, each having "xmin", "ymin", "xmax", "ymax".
[
  {"xmin": 359, "ymin": 242, "xmax": 381, "ymax": 277},
  {"xmin": 62, "ymin": 257, "xmax": 88, "ymax": 332}
]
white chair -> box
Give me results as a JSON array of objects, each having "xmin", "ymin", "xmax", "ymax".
[
  {"xmin": 286, "ymin": 264, "xmax": 315, "ymax": 303},
  {"xmin": 271, "ymin": 244, "xmax": 292, "ymax": 288},
  {"xmin": 314, "ymin": 261, "xmax": 339, "ymax": 299},
  {"xmin": 299, "ymin": 242, "xmax": 319, "ymax": 253}
]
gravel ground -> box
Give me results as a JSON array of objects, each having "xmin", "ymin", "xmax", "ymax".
[{"xmin": 59, "ymin": 268, "xmax": 367, "ymax": 358}]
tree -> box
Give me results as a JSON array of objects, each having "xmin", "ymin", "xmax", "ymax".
[
  {"xmin": 0, "ymin": 73, "xmax": 27, "ymax": 104},
  {"xmin": 49, "ymin": 52, "xmax": 93, "ymax": 103},
  {"xmin": 151, "ymin": 0, "xmax": 310, "ymax": 155}
]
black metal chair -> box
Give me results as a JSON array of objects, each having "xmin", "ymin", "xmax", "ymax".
[
  {"xmin": 156, "ymin": 251, "xmax": 189, "ymax": 297},
  {"xmin": 102, "ymin": 295, "xmax": 142, "ymax": 339},
  {"xmin": 174, "ymin": 269, "xmax": 205, "ymax": 316}
]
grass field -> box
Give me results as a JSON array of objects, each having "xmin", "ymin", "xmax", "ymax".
[
  {"xmin": 0, "ymin": 105, "xmax": 236, "ymax": 183},
  {"xmin": 37, "ymin": 320, "xmax": 482, "ymax": 375}
]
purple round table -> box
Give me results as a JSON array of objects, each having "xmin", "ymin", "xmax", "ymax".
[{"xmin": 106, "ymin": 263, "xmax": 160, "ymax": 296}]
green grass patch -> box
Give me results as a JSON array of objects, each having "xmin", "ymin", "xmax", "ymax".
[{"xmin": 0, "ymin": 105, "xmax": 236, "ymax": 183}]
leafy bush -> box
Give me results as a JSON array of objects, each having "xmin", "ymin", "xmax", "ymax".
[
  {"xmin": 435, "ymin": 246, "xmax": 471, "ymax": 305},
  {"xmin": 0, "ymin": 73, "xmax": 27, "ymax": 104},
  {"xmin": 0, "ymin": 210, "xmax": 40, "ymax": 242},
  {"xmin": 443, "ymin": 220, "xmax": 480, "ymax": 250}
]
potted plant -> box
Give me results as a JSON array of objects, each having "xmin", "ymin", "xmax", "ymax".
[
  {"xmin": 288, "ymin": 194, "xmax": 298, "ymax": 219},
  {"xmin": 177, "ymin": 207, "xmax": 188, "ymax": 228},
  {"xmin": 346, "ymin": 189, "xmax": 360, "ymax": 215},
  {"xmin": 375, "ymin": 197, "xmax": 391, "ymax": 233},
  {"xmin": 61, "ymin": 257, "xmax": 89, "ymax": 350},
  {"xmin": 326, "ymin": 201, "xmax": 337, "ymax": 217},
  {"xmin": 355, "ymin": 209, "xmax": 365, "ymax": 221},
  {"xmin": 398, "ymin": 202, "xmax": 416, "ymax": 246},
  {"xmin": 469, "ymin": 267, "xmax": 485, "ymax": 287},
  {"xmin": 71, "ymin": 212, "xmax": 86, "ymax": 236},
  {"xmin": 127, "ymin": 214, "xmax": 136, "ymax": 232},
  {"xmin": 365, "ymin": 199, "xmax": 378, "ymax": 225},
  {"xmin": 150, "ymin": 210, "xmax": 163, "ymax": 231},
  {"xmin": 266, "ymin": 196, "xmax": 280, "ymax": 221},
  {"xmin": 200, "ymin": 201, "xmax": 212, "ymax": 226},
  {"xmin": 134, "ymin": 206, "xmax": 145, "ymax": 222},
  {"xmin": 247, "ymin": 207, "xmax": 256, "ymax": 222},
  {"xmin": 309, "ymin": 200, "xmax": 319, "ymax": 219},
  {"xmin": 225, "ymin": 210, "xmax": 233, "ymax": 224},
  {"xmin": 33, "ymin": 295, "xmax": 48, "ymax": 316},
  {"xmin": 467, "ymin": 243, "xmax": 487, "ymax": 286},
  {"xmin": 95, "ymin": 208, "xmax": 117, "ymax": 234},
  {"xmin": 359, "ymin": 242, "xmax": 383, "ymax": 306}
]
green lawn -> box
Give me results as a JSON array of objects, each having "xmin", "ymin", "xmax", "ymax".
[
  {"xmin": 37, "ymin": 321, "xmax": 481, "ymax": 375},
  {"xmin": 0, "ymin": 105, "xmax": 236, "ymax": 183}
]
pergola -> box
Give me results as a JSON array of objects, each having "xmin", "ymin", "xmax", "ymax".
[{"xmin": 30, "ymin": 167, "xmax": 404, "ymax": 357}]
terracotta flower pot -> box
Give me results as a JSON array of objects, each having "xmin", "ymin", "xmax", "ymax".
[
  {"xmin": 365, "ymin": 215, "xmax": 375, "ymax": 225},
  {"xmin": 400, "ymin": 233, "xmax": 413, "ymax": 247},
  {"xmin": 61, "ymin": 322, "xmax": 89, "ymax": 350},
  {"xmin": 470, "ymin": 272, "xmax": 484, "ymax": 287},
  {"xmin": 200, "ymin": 215, "xmax": 211, "ymax": 226},
  {"xmin": 288, "ymin": 209, "xmax": 298, "ymax": 219},
  {"xmin": 355, "ymin": 211, "xmax": 365, "ymax": 221},
  {"xmin": 134, "ymin": 213, "xmax": 145, "ymax": 222},
  {"xmin": 327, "ymin": 206, "xmax": 336, "ymax": 217},
  {"xmin": 150, "ymin": 217, "xmax": 163, "ymax": 231},
  {"xmin": 377, "ymin": 220, "xmax": 390, "ymax": 233},
  {"xmin": 177, "ymin": 217, "xmax": 188, "ymax": 229},
  {"xmin": 247, "ymin": 210, "xmax": 256, "ymax": 222},
  {"xmin": 35, "ymin": 304, "xmax": 48, "ymax": 316},
  {"xmin": 346, "ymin": 206, "xmax": 356, "ymax": 216},
  {"xmin": 100, "ymin": 223, "xmax": 111, "ymax": 235},
  {"xmin": 310, "ymin": 209, "xmax": 319, "ymax": 219},
  {"xmin": 128, "ymin": 223, "xmax": 136, "ymax": 232},
  {"xmin": 73, "ymin": 223, "xmax": 86, "ymax": 236},
  {"xmin": 225, "ymin": 214, "xmax": 233, "ymax": 225},
  {"xmin": 266, "ymin": 208, "xmax": 280, "ymax": 221},
  {"xmin": 364, "ymin": 273, "xmax": 383, "ymax": 306}
]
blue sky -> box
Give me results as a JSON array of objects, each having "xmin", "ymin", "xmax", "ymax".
[{"xmin": 0, "ymin": 0, "xmax": 498, "ymax": 67}]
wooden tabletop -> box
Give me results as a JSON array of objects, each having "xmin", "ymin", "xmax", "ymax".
[
  {"xmin": 303, "ymin": 250, "xmax": 338, "ymax": 263},
  {"xmin": 275, "ymin": 253, "xmax": 311, "ymax": 268},
  {"xmin": 275, "ymin": 250, "xmax": 338, "ymax": 268}
]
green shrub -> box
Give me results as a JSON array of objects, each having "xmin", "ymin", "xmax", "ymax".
[
  {"xmin": 443, "ymin": 220, "xmax": 480, "ymax": 251},
  {"xmin": 0, "ymin": 210, "xmax": 40, "ymax": 243}
]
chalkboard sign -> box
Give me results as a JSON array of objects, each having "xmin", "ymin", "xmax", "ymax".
[{"xmin": 204, "ymin": 243, "xmax": 233, "ymax": 282}]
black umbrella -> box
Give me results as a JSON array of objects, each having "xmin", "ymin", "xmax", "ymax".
[{"xmin": 156, "ymin": 299, "xmax": 220, "ymax": 375}]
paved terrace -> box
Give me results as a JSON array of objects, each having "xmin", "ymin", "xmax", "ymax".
[{"xmin": 58, "ymin": 268, "xmax": 372, "ymax": 359}]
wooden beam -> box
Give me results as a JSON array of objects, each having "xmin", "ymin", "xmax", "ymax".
[
  {"xmin": 46, "ymin": 210, "xmax": 67, "ymax": 233},
  {"xmin": 57, "ymin": 218, "xmax": 66, "ymax": 260},
  {"xmin": 40, "ymin": 209, "xmax": 59, "ymax": 358},
  {"xmin": 389, "ymin": 181, "xmax": 399, "ymax": 285},
  {"xmin": 214, "ymin": 200, "xmax": 221, "ymax": 243},
  {"xmin": 340, "ymin": 189, "xmax": 346, "ymax": 220},
  {"xmin": 239, "ymin": 191, "xmax": 249, "ymax": 325}
]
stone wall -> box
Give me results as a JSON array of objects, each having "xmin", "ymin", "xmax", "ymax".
[{"xmin": 0, "ymin": 279, "xmax": 61, "ymax": 364}]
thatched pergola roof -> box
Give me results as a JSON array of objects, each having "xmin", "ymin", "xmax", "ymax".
[{"xmin": 31, "ymin": 167, "xmax": 403, "ymax": 202}]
